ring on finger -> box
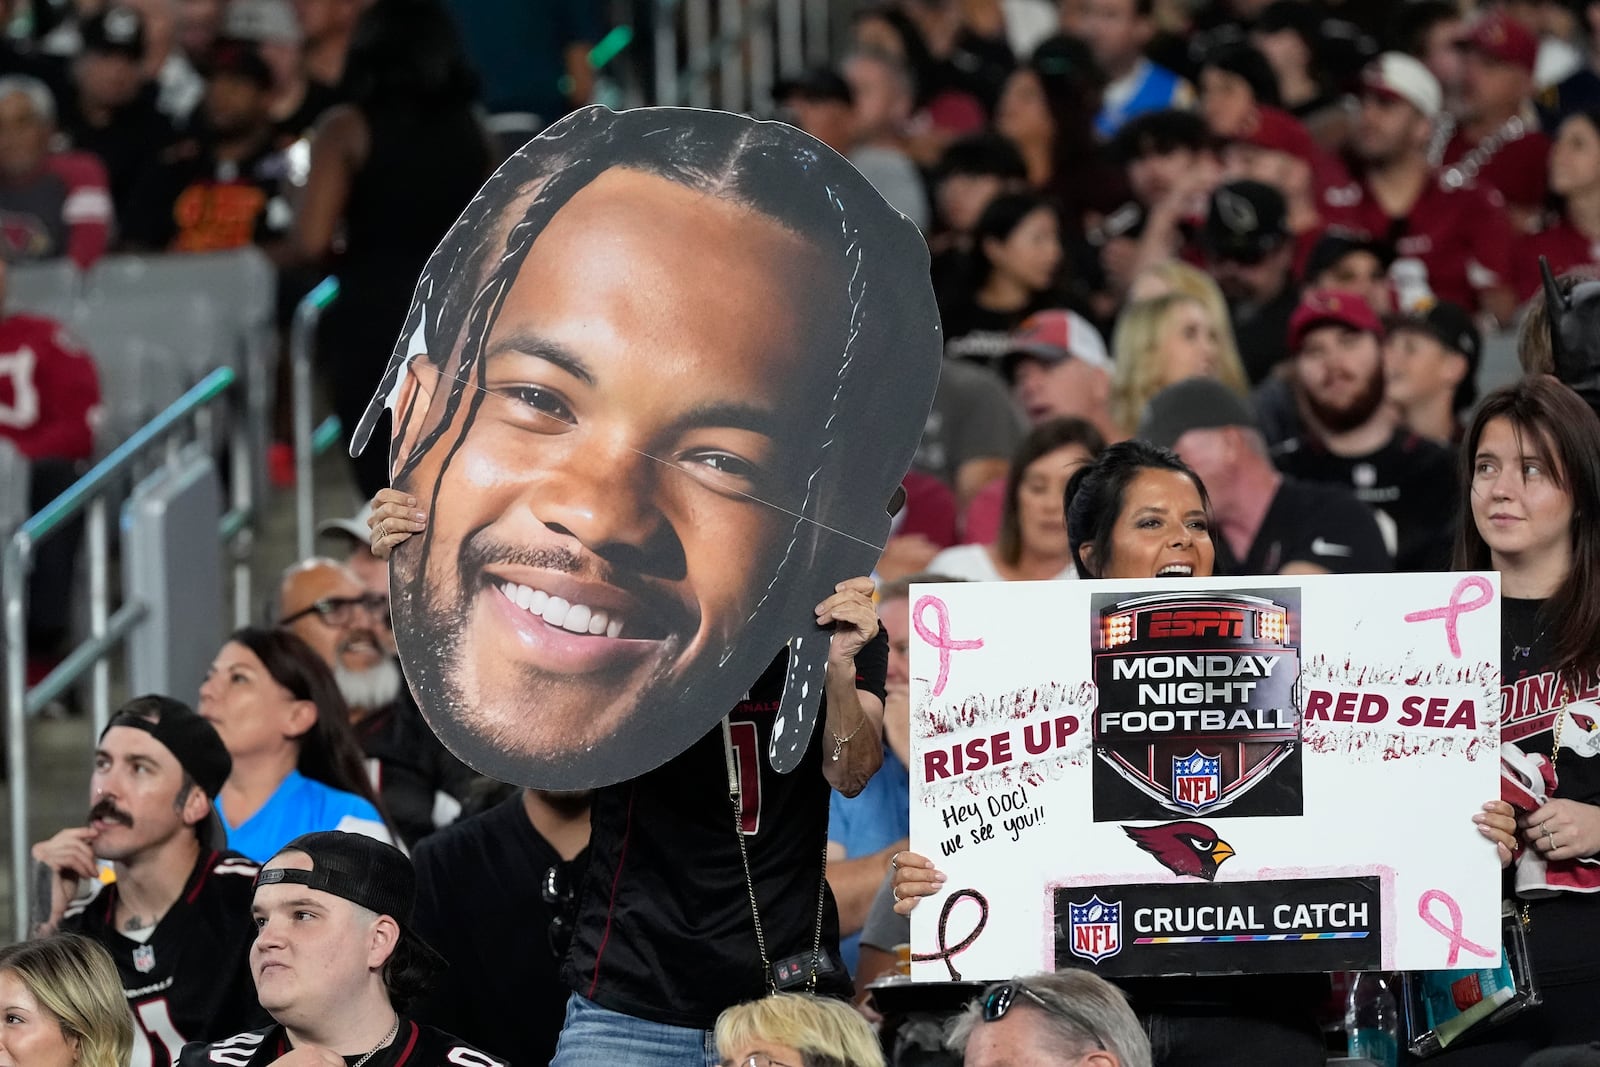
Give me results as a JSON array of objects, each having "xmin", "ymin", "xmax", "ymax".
[
  {"xmin": 1545, "ymin": 825, "xmax": 1556, "ymax": 849},
  {"xmin": 891, "ymin": 851, "xmax": 903, "ymax": 872},
  {"xmin": 892, "ymin": 887, "xmax": 902, "ymax": 903}
]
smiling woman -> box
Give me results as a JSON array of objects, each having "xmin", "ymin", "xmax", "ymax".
[
  {"xmin": 1064, "ymin": 439, "xmax": 1217, "ymax": 580},
  {"xmin": 351, "ymin": 104, "xmax": 941, "ymax": 790}
]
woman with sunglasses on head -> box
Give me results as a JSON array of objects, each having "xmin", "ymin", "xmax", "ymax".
[
  {"xmin": 950, "ymin": 971, "xmax": 1151, "ymax": 1067},
  {"xmin": 714, "ymin": 993, "xmax": 884, "ymax": 1067},
  {"xmin": 198, "ymin": 626, "xmax": 395, "ymax": 861},
  {"xmin": 892, "ymin": 441, "xmax": 1330, "ymax": 1065},
  {"xmin": 1431, "ymin": 377, "xmax": 1600, "ymax": 1062}
]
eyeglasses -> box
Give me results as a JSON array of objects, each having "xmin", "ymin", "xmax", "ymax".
[
  {"xmin": 544, "ymin": 864, "xmax": 576, "ymax": 960},
  {"xmin": 981, "ymin": 981, "xmax": 1107, "ymax": 1051},
  {"xmin": 280, "ymin": 593, "xmax": 391, "ymax": 629},
  {"xmin": 723, "ymin": 1056, "xmax": 797, "ymax": 1067}
]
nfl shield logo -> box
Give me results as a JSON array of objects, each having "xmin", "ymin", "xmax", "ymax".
[
  {"xmin": 132, "ymin": 945, "xmax": 155, "ymax": 974},
  {"xmin": 1172, "ymin": 751, "xmax": 1222, "ymax": 814},
  {"xmin": 1067, "ymin": 895, "xmax": 1122, "ymax": 964}
]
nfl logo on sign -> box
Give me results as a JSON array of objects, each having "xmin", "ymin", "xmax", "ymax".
[
  {"xmin": 132, "ymin": 945, "xmax": 155, "ymax": 974},
  {"xmin": 1067, "ymin": 895, "xmax": 1122, "ymax": 964},
  {"xmin": 1172, "ymin": 751, "xmax": 1222, "ymax": 813}
]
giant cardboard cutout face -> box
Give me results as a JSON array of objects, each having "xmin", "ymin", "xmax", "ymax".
[{"xmin": 351, "ymin": 106, "xmax": 941, "ymax": 789}]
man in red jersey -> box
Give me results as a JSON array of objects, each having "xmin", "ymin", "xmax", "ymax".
[{"xmin": 1320, "ymin": 52, "xmax": 1518, "ymax": 324}]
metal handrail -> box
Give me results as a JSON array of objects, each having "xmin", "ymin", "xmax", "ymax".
[
  {"xmin": 292, "ymin": 277, "xmax": 340, "ymax": 560},
  {"xmin": 3, "ymin": 365, "xmax": 258, "ymax": 940},
  {"xmin": 658, "ymin": 0, "xmax": 826, "ymax": 113}
]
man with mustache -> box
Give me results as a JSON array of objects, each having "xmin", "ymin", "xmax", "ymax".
[
  {"xmin": 30, "ymin": 694, "xmax": 264, "ymax": 1067},
  {"xmin": 1272, "ymin": 290, "xmax": 1459, "ymax": 571},
  {"xmin": 279, "ymin": 558, "xmax": 477, "ymax": 847}
]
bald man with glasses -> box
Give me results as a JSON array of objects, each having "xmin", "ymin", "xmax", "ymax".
[{"xmin": 278, "ymin": 558, "xmax": 478, "ymax": 847}]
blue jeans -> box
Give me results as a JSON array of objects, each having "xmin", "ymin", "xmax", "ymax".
[{"xmin": 549, "ymin": 994, "xmax": 720, "ymax": 1067}]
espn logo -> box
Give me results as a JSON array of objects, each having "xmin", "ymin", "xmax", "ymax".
[{"xmin": 1148, "ymin": 609, "xmax": 1246, "ymax": 639}]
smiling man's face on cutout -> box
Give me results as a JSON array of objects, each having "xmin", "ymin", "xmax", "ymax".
[{"xmin": 390, "ymin": 167, "xmax": 845, "ymax": 783}]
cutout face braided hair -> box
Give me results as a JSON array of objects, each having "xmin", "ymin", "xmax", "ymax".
[{"xmin": 353, "ymin": 106, "xmax": 940, "ymax": 783}]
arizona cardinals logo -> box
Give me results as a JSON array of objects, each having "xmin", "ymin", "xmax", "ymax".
[
  {"xmin": 1572, "ymin": 712, "xmax": 1596, "ymax": 732},
  {"xmin": 1124, "ymin": 821, "xmax": 1237, "ymax": 880}
]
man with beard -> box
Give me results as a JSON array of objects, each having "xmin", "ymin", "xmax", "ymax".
[
  {"xmin": 1272, "ymin": 290, "xmax": 1458, "ymax": 571},
  {"xmin": 410, "ymin": 787, "xmax": 591, "ymax": 1064},
  {"xmin": 279, "ymin": 558, "xmax": 478, "ymax": 847},
  {"xmin": 122, "ymin": 41, "xmax": 292, "ymax": 254},
  {"xmin": 1319, "ymin": 53, "xmax": 1517, "ymax": 323},
  {"xmin": 30, "ymin": 695, "xmax": 264, "ymax": 1067}
]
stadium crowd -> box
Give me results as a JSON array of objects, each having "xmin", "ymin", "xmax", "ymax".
[{"xmin": 5, "ymin": 0, "xmax": 1600, "ymax": 1064}]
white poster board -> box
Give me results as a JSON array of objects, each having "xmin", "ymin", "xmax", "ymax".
[{"xmin": 907, "ymin": 573, "xmax": 1502, "ymax": 982}]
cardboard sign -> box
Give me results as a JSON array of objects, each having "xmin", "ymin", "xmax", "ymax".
[
  {"xmin": 908, "ymin": 574, "xmax": 1502, "ymax": 980},
  {"xmin": 352, "ymin": 106, "xmax": 941, "ymax": 788}
]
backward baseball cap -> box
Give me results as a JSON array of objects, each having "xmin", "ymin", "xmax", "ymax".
[
  {"xmin": 256, "ymin": 832, "xmax": 446, "ymax": 973},
  {"xmin": 101, "ymin": 695, "xmax": 231, "ymax": 851}
]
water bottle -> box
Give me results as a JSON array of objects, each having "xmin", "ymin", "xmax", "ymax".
[{"xmin": 1345, "ymin": 971, "xmax": 1400, "ymax": 1066}]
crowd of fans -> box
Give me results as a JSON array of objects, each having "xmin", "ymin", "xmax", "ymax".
[{"xmin": 7, "ymin": 0, "xmax": 1600, "ymax": 1064}]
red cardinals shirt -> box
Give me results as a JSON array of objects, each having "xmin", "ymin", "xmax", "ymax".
[
  {"xmin": 1441, "ymin": 125, "xmax": 1551, "ymax": 219},
  {"xmin": 1512, "ymin": 218, "xmax": 1600, "ymax": 302},
  {"xmin": 0, "ymin": 313, "xmax": 100, "ymax": 461},
  {"xmin": 1319, "ymin": 173, "xmax": 1516, "ymax": 313},
  {"xmin": 0, "ymin": 151, "xmax": 112, "ymax": 270}
]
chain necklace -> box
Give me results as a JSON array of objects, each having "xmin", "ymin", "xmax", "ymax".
[
  {"xmin": 1520, "ymin": 678, "xmax": 1570, "ymax": 930},
  {"xmin": 1442, "ymin": 114, "xmax": 1528, "ymax": 190},
  {"xmin": 350, "ymin": 1016, "xmax": 399, "ymax": 1067},
  {"xmin": 722, "ymin": 717, "xmax": 829, "ymax": 995},
  {"xmin": 1511, "ymin": 615, "xmax": 1551, "ymax": 660}
]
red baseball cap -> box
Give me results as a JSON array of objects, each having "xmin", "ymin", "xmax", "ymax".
[
  {"xmin": 1236, "ymin": 107, "xmax": 1318, "ymax": 167},
  {"xmin": 1288, "ymin": 290, "xmax": 1384, "ymax": 352},
  {"xmin": 1458, "ymin": 12, "xmax": 1538, "ymax": 75}
]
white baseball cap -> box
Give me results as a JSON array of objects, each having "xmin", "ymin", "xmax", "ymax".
[
  {"xmin": 1361, "ymin": 52, "xmax": 1442, "ymax": 120},
  {"xmin": 317, "ymin": 503, "xmax": 374, "ymax": 548}
]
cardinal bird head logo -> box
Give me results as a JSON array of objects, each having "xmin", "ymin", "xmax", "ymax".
[{"xmin": 1123, "ymin": 821, "xmax": 1236, "ymax": 880}]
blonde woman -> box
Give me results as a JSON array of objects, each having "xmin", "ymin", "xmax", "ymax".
[
  {"xmin": 0, "ymin": 934, "xmax": 133, "ymax": 1067},
  {"xmin": 716, "ymin": 994, "xmax": 885, "ymax": 1067},
  {"xmin": 1110, "ymin": 292, "xmax": 1251, "ymax": 434},
  {"xmin": 1126, "ymin": 259, "xmax": 1243, "ymax": 370}
]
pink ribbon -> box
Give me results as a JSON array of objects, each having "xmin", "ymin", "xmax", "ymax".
[
  {"xmin": 1404, "ymin": 576, "xmax": 1495, "ymax": 659},
  {"xmin": 1418, "ymin": 889, "xmax": 1496, "ymax": 966},
  {"xmin": 913, "ymin": 595, "xmax": 983, "ymax": 697}
]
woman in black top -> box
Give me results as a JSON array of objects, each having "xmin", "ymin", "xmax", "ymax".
[
  {"xmin": 295, "ymin": 0, "xmax": 492, "ymax": 499},
  {"xmin": 1441, "ymin": 377, "xmax": 1600, "ymax": 1061}
]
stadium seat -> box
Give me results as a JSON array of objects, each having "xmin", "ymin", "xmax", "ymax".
[
  {"xmin": 0, "ymin": 438, "xmax": 28, "ymax": 542},
  {"xmin": 85, "ymin": 248, "xmax": 275, "ymax": 367},
  {"xmin": 6, "ymin": 260, "xmax": 81, "ymax": 322}
]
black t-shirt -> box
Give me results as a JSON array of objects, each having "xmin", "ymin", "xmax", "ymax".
[
  {"xmin": 60, "ymin": 86, "xmax": 178, "ymax": 224},
  {"xmin": 1500, "ymin": 597, "xmax": 1600, "ymax": 986},
  {"xmin": 356, "ymin": 689, "xmax": 482, "ymax": 849},
  {"xmin": 564, "ymin": 630, "xmax": 890, "ymax": 1029},
  {"xmin": 1272, "ymin": 430, "xmax": 1458, "ymax": 572},
  {"xmin": 177, "ymin": 1019, "xmax": 504, "ymax": 1067},
  {"xmin": 1214, "ymin": 476, "xmax": 1393, "ymax": 576},
  {"xmin": 122, "ymin": 136, "xmax": 291, "ymax": 253},
  {"xmin": 410, "ymin": 794, "xmax": 587, "ymax": 1064},
  {"xmin": 64, "ymin": 849, "xmax": 266, "ymax": 1066},
  {"xmin": 274, "ymin": 80, "xmax": 344, "ymax": 145}
]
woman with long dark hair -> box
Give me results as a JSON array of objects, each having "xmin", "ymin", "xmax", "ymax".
[
  {"xmin": 198, "ymin": 626, "xmax": 394, "ymax": 860},
  {"xmin": 941, "ymin": 192, "xmax": 1085, "ymax": 365},
  {"xmin": 294, "ymin": 0, "xmax": 492, "ymax": 499},
  {"xmin": 1441, "ymin": 377, "xmax": 1600, "ymax": 1060},
  {"xmin": 1512, "ymin": 108, "xmax": 1600, "ymax": 301},
  {"xmin": 930, "ymin": 417, "xmax": 1104, "ymax": 580}
]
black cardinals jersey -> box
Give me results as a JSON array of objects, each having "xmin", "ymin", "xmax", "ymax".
[
  {"xmin": 64, "ymin": 849, "xmax": 265, "ymax": 1067},
  {"xmin": 176, "ymin": 1019, "xmax": 505, "ymax": 1067},
  {"xmin": 564, "ymin": 630, "xmax": 889, "ymax": 1028}
]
